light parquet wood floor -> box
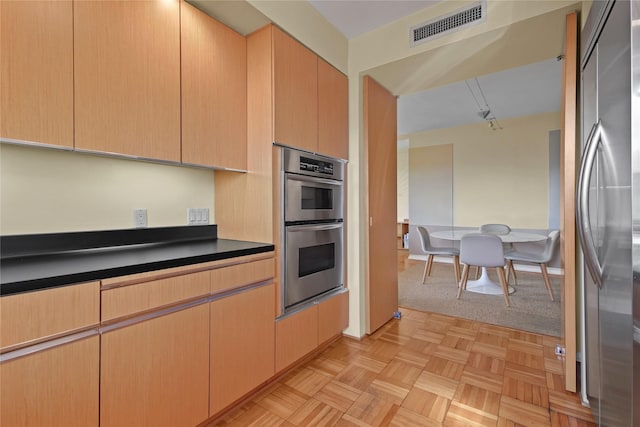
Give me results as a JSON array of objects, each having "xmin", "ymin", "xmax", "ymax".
[{"xmin": 210, "ymin": 251, "xmax": 595, "ymax": 426}]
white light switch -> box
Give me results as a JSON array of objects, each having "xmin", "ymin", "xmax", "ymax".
[{"xmin": 188, "ymin": 208, "xmax": 209, "ymax": 225}]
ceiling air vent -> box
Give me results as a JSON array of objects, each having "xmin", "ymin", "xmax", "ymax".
[{"xmin": 410, "ymin": 1, "xmax": 486, "ymax": 47}]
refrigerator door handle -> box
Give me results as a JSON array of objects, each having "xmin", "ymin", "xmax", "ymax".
[{"xmin": 577, "ymin": 120, "xmax": 605, "ymax": 289}]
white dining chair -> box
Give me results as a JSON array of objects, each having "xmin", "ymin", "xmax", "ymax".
[
  {"xmin": 458, "ymin": 233, "xmax": 510, "ymax": 306},
  {"xmin": 504, "ymin": 230, "xmax": 559, "ymax": 301},
  {"xmin": 479, "ymin": 223, "xmax": 511, "ymax": 235},
  {"xmin": 417, "ymin": 226, "xmax": 460, "ymax": 284},
  {"xmin": 474, "ymin": 224, "xmax": 511, "ymax": 278}
]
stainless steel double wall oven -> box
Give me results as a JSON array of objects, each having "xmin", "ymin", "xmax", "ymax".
[{"xmin": 281, "ymin": 147, "xmax": 344, "ymax": 313}]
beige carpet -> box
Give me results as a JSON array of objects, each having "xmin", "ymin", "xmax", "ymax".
[{"xmin": 398, "ymin": 261, "xmax": 562, "ymax": 337}]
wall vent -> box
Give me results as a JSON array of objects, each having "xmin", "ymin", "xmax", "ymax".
[{"xmin": 410, "ymin": 1, "xmax": 486, "ymax": 47}]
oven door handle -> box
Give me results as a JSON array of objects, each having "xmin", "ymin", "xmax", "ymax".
[
  {"xmin": 286, "ymin": 223, "xmax": 343, "ymax": 232},
  {"xmin": 286, "ymin": 174, "xmax": 343, "ymax": 187}
]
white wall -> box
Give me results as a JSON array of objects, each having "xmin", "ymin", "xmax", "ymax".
[
  {"xmin": 407, "ymin": 112, "xmax": 559, "ymax": 229},
  {"xmin": 408, "ymin": 144, "xmax": 453, "ymax": 226},
  {"xmin": 0, "ymin": 144, "xmax": 215, "ymax": 235},
  {"xmin": 397, "ymin": 141, "xmax": 409, "ymax": 222}
]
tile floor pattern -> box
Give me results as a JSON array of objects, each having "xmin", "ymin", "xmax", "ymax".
[{"xmin": 210, "ymin": 308, "xmax": 596, "ymax": 426}]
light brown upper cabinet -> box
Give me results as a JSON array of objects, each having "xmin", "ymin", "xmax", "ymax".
[
  {"xmin": 181, "ymin": 2, "xmax": 247, "ymax": 170},
  {"xmin": 74, "ymin": 0, "xmax": 181, "ymax": 162},
  {"xmin": 249, "ymin": 25, "xmax": 348, "ymax": 159},
  {"xmin": 272, "ymin": 26, "xmax": 318, "ymax": 153},
  {"xmin": 0, "ymin": 0, "xmax": 73, "ymax": 148},
  {"xmin": 318, "ymin": 59, "xmax": 349, "ymax": 160}
]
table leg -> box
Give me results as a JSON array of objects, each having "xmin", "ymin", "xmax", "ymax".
[{"xmin": 466, "ymin": 267, "xmax": 515, "ymax": 295}]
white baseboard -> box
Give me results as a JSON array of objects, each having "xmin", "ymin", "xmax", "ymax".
[{"xmin": 407, "ymin": 254, "xmax": 563, "ymax": 276}]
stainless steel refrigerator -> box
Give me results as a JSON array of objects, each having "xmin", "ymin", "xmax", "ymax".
[{"xmin": 577, "ymin": 0, "xmax": 639, "ymax": 425}]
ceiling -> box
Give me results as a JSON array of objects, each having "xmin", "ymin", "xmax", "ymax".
[
  {"xmin": 308, "ymin": 0, "xmax": 439, "ymax": 39},
  {"xmin": 397, "ymin": 57, "xmax": 562, "ymax": 135}
]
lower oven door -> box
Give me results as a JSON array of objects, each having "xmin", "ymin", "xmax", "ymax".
[{"xmin": 284, "ymin": 222, "xmax": 343, "ymax": 310}]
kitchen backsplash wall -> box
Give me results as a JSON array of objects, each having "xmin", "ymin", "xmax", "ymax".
[{"xmin": 0, "ymin": 144, "xmax": 215, "ymax": 235}]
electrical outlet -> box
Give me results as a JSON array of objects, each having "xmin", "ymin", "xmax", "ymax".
[
  {"xmin": 188, "ymin": 208, "xmax": 209, "ymax": 225},
  {"xmin": 134, "ymin": 209, "xmax": 147, "ymax": 228}
]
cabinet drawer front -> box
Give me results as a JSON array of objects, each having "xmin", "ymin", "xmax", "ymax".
[
  {"xmin": 102, "ymin": 271, "xmax": 209, "ymax": 322},
  {"xmin": 211, "ymin": 258, "xmax": 274, "ymax": 293},
  {"xmin": 0, "ymin": 282, "xmax": 99, "ymax": 349}
]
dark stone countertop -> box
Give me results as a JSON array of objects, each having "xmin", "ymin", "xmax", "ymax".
[{"xmin": 0, "ymin": 226, "xmax": 274, "ymax": 296}]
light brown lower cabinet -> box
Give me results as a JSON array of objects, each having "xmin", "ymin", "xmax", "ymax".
[
  {"xmin": 276, "ymin": 304, "xmax": 319, "ymax": 373},
  {"xmin": 0, "ymin": 336, "xmax": 100, "ymax": 427},
  {"xmin": 275, "ymin": 290, "xmax": 349, "ymax": 373},
  {"xmin": 100, "ymin": 304, "xmax": 209, "ymax": 427},
  {"xmin": 210, "ymin": 283, "xmax": 275, "ymax": 415},
  {"xmin": 318, "ymin": 290, "xmax": 349, "ymax": 344}
]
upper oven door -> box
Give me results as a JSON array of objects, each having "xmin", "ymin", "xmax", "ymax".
[{"xmin": 284, "ymin": 174, "xmax": 343, "ymax": 223}]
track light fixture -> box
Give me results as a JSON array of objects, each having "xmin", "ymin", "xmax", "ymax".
[{"xmin": 466, "ymin": 79, "xmax": 503, "ymax": 130}]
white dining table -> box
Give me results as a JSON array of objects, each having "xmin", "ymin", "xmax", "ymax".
[{"xmin": 430, "ymin": 230, "xmax": 547, "ymax": 295}]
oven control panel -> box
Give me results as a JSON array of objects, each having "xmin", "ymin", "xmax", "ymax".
[
  {"xmin": 299, "ymin": 157, "xmax": 334, "ymax": 176},
  {"xmin": 282, "ymin": 146, "xmax": 344, "ymax": 181}
]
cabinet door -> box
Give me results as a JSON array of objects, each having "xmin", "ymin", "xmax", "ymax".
[
  {"xmin": 318, "ymin": 291, "xmax": 349, "ymax": 344},
  {"xmin": 275, "ymin": 305, "xmax": 318, "ymax": 372},
  {"xmin": 1, "ymin": 336, "xmax": 99, "ymax": 427},
  {"xmin": 318, "ymin": 59, "xmax": 349, "ymax": 160},
  {"xmin": 273, "ymin": 26, "xmax": 318, "ymax": 152},
  {"xmin": 101, "ymin": 305, "xmax": 209, "ymax": 427},
  {"xmin": 210, "ymin": 283, "xmax": 275, "ymax": 415},
  {"xmin": 181, "ymin": 2, "xmax": 247, "ymax": 170},
  {"xmin": 0, "ymin": 0, "xmax": 73, "ymax": 147},
  {"xmin": 74, "ymin": 0, "xmax": 181, "ymax": 162}
]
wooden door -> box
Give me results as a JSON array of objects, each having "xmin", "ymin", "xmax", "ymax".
[
  {"xmin": 181, "ymin": 2, "xmax": 247, "ymax": 170},
  {"xmin": 318, "ymin": 58, "xmax": 349, "ymax": 160},
  {"xmin": 74, "ymin": 0, "xmax": 181, "ymax": 161},
  {"xmin": 364, "ymin": 76, "xmax": 398, "ymax": 334},
  {"xmin": 273, "ymin": 26, "xmax": 318, "ymax": 152},
  {"xmin": 100, "ymin": 305, "xmax": 209, "ymax": 427},
  {"xmin": 0, "ymin": 0, "xmax": 73, "ymax": 147},
  {"xmin": 210, "ymin": 284, "xmax": 275, "ymax": 415},
  {"xmin": 560, "ymin": 11, "xmax": 579, "ymax": 393}
]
